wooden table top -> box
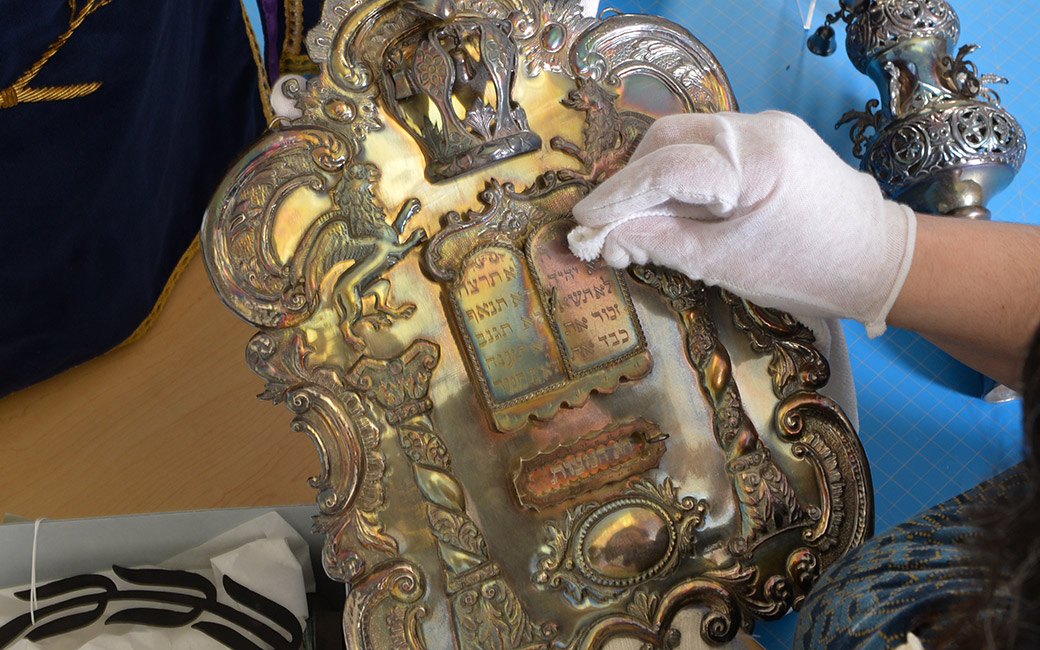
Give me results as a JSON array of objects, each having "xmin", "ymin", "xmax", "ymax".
[{"xmin": 0, "ymin": 249, "xmax": 318, "ymax": 520}]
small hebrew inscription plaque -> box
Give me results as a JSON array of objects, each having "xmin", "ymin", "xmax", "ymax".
[
  {"xmin": 513, "ymin": 419, "xmax": 667, "ymax": 510},
  {"xmin": 436, "ymin": 193, "xmax": 653, "ymax": 432},
  {"xmin": 530, "ymin": 220, "xmax": 643, "ymax": 372},
  {"xmin": 454, "ymin": 247, "xmax": 566, "ymax": 403}
]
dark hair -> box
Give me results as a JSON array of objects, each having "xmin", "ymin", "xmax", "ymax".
[
  {"xmin": 1023, "ymin": 323, "xmax": 1040, "ymax": 479},
  {"xmin": 949, "ymin": 325, "xmax": 1040, "ymax": 648},
  {"xmin": 1001, "ymin": 323, "xmax": 1040, "ymax": 647}
]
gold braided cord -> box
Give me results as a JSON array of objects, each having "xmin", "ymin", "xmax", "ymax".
[
  {"xmin": 0, "ymin": 0, "xmax": 114, "ymax": 109},
  {"xmin": 278, "ymin": 0, "xmax": 317, "ymax": 75},
  {"xmin": 282, "ymin": 0, "xmax": 304, "ymax": 59},
  {"xmin": 16, "ymin": 82, "xmax": 101, "ymax": 103},
  {"xmin": 113, "ymin": 236, "xmax": 201, "ymax": 351},
  {"xmin": 239, "ymin": 0, "xmax": 275, "ymax": 124}
]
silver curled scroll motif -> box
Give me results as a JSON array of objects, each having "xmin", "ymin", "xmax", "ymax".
[{"xmin": 202, "ymin": 0, "xmax": 873, "ymax": 647}]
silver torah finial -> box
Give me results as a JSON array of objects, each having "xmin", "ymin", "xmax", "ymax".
[{"xmin": 809, "ymin": 0, "xmax": 1026, "ymax": 220}]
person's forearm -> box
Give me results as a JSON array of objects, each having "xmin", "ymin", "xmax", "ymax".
[{"xmin": 887, "ymin": 214, "xmax": 1040, "ymax": 387}]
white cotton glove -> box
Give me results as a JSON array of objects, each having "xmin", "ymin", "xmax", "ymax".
[{"xmin": 567, "ymin": 110, "xmax": 917, "ymax": 337}]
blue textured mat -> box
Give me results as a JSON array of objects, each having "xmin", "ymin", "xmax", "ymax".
[{"xmin": 602, "ymin": 0, "xmax": 1037, "ymax": 646}]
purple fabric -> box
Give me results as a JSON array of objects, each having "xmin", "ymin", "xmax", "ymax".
[{"xmin": 260, "ymin": 0, "xmax": 281, "ymax": 82}]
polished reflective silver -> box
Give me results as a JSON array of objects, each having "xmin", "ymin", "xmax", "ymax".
[
  {"xmin": 202, "ymin": 0, "xmax": 874, "ymax": 647},
  {"xmin": 835, "ymin": 0, "xmax": 1026, "ymax": 219}
]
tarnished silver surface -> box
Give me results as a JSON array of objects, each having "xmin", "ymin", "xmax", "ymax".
[
  {"xmin": 202, "ymin": 0, "xmax": 874, "ymax": 647},
  {"xmin": 834, "ymin": 0, "xmax": 1026, "ymax": 218}
]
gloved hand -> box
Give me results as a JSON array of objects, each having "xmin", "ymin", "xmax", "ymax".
[{"xmin": 567, "ymin": 110, "xmax": 917, "ymax": 337}]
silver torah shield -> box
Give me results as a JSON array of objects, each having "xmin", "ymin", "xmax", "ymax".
[{"xmin": 202, "ymin": 0, "xmax": 873, "ymax": 646}]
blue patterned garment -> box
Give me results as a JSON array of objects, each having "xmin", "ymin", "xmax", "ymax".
[{"xmin": 794, "ymin": 466, "xmax": 1027, "ymax": 649}]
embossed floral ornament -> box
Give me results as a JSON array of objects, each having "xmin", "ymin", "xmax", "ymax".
[{"xmin": 413, "ymin": 38, "xmax": 450, "ymax": 90}]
